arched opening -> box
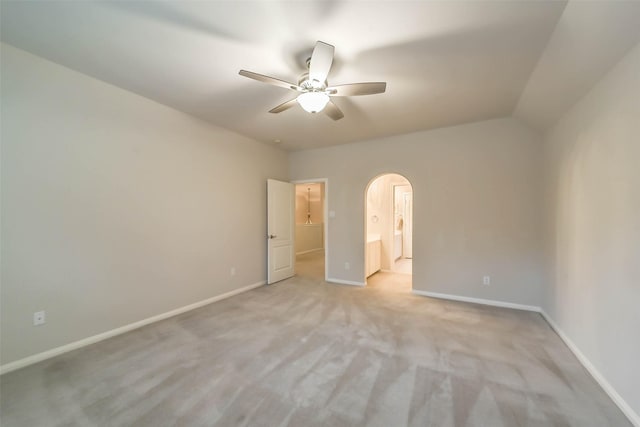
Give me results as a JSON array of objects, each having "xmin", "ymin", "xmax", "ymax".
[{"xmin": 364, "ymin": 173, "xmax": 413, "ymax": 292}]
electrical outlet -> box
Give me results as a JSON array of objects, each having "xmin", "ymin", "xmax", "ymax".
[
  {"xmin": 33, "ymin": 311, "xmax": 46, "ymax": 326},
  {"xmin": 230, "ymin": 267, "xmax": 236, "ymax": 276},
  {"xmin": 344, "ymin": 262, "xmax": 350, "ymax": 270},
  {"xmin": 483, "ymin": 276, "xmax": 491, "ymax": 286}
]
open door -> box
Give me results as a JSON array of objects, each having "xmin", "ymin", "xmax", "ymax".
[
  {"xmin": 267, "ymin": 179, "xmax": 295, "ymax": 284},
  {"xmin": 403, "ymin": 192, "xmax": 413, "ymax": 258}
]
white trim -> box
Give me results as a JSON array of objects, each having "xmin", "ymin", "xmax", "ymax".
[
  {"xmin": 378, "ymin": 268, "xmax": 412, "ymax": 276},
  {"xmin": 326, "ymin": 277, "xmax": 366, "ymax": 287},
  {"xmin": 410, "ymin": 290, "xmax": 639, "ymax": 426},
  {"xmin": 539, "ymin": 310, "xmax": 640, "ymax": 427},
  {"xmin": 296, "ymin": 248, "xmax": 324, "ymax": 256},
  {"xmin": 0, "ymin": 281, "xmax": 265, "ymax": 375},
  {"xmin": 411, "ymin": 290, "xmax": 542, "ymax": 312}
]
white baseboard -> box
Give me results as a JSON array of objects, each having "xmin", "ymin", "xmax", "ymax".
[
  {"xmin": 410, "ymin": 290, "xmax": 638, "ymax": 426},
  {"xmin": 0, "ymin": 281, "xmax": 265, "ymax": 375},
  {"xmin": 380, "ymin": 268, "xmax": 412, "ymax": 276},
  {"xmin": 326, "ymin": 277, "xmax": 365, "ymax": 287},
  {"xmin": 412, "ymin": 290, "xmax": 541, "ymax": 312},
  {"xmin": 539, "ymin": 310, "xmax": 640, "ymax": 427},
  {"xmin": 296, "ymin": 248, "xmax": 324, "ymax": 256}
]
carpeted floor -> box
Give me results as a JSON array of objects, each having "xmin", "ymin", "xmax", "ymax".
[{"xmin": 0, "ymin": 251, "xmax": 630, "ymax": 426}]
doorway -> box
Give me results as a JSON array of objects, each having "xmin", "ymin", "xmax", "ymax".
[
  {"xmin": 393, "ymin": 184, "xmax": 413, "ymax": 274},
  {"xmin": 293, "ymin": 180, "xmax": 327, "ymax": 281},
  {"xmin": 365, "ymin": 173, "xmax": 413, "ymax": 291}
]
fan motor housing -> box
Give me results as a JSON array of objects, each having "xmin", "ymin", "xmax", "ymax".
[{"xmin": 298, "ymin": 72, "xmax": 327, "ymax": 91}]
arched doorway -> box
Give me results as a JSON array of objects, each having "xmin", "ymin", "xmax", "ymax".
[{"xmin": 364, "ymin": 173, "xmax": 413, "ymax": 291}]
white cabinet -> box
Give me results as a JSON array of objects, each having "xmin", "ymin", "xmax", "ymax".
[
  {"xmin": 394, "ymin": 231, "xmax": 402, "ymax": 260},
  {"xmin": 366, "ymin": 238, "xmax": 381, "ymax": 278}
]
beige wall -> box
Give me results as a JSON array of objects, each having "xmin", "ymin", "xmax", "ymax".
[
  {"xmin": 295, "ymin": 183, "xmax": 323, "ymax": 224},
  {"xmin": 295, "ymin": 224, "xmax": 324, "ymax": 255},
  {"xmin": 294, "ymin": 183, "xmax": 324, "ymax": 255},
  {"xmin": 542, "ymin": 42, "xmax": 640, "ymax": 419},
  {"xmin": 0, "ymin": 44, "xmax": 288, "ymax": 365},
  {"xmin": 290, "ymin": 117, "xmax": 545, "ymax": 305}
]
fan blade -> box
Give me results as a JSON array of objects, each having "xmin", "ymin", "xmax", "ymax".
[
  {"xmin": 308, "ymin": 41, "xmax": 334, "ymax": 85},
  {"xmin": 326, "ymin": 82, "xmax": 386, "ymax": 96},
  {"xmin": 323, "ymin": 100, "xmax": 344, "ymax": 121},
  {"xmin": 239, "ymin": 70, "xmax": 302, "ymax": 91},
  {"xmin": 269, "ymin": 98, "xmax": 298, "ymax": 114}
]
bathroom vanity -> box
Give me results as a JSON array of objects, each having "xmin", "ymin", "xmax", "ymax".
[{"xmin": 366, "ymin": 234, "xmax": 381, "ymax": 277}]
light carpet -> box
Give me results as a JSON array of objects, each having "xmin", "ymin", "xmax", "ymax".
[{"xmin": 0, "ymin": 252, "xmax": 630, "ymax": 426}]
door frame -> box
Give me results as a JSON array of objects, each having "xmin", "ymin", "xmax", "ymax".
[
  {"xmin": 291, "ymin": 178, "xmax": 329, "ymax": 282},
  {"xmin": 393, "ymin": 183, "xmax": 413, "ymax": 262}
]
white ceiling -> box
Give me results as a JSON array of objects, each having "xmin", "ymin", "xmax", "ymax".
[{"xmin": 2, "ymin": 1, "xmax": 639, "ymax": 151}]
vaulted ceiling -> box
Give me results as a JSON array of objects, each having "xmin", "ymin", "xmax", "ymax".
[{"xmin": 2, "ymin": 1, "xmax": 640, "ymax": 150}]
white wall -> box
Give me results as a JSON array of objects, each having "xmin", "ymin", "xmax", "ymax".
[
  {"xmin": 0, "ymin": 44, "xmax": 288, "ymax": 365},
  {"xmin": 290, "ymin": 117, "xmax": 545, "ymax": 306},
  {"xmin": 542, "ymin": 42, "xmax": 640, "ymax": 421}
]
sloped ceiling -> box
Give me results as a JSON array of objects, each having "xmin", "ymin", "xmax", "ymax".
[
  {"xmin": 514, "ymin": 1, "xmax": 640, "ymax": 130},
  {"xmin": 1, "ymin": 1, "xmax": 639, "ymax": 150}
]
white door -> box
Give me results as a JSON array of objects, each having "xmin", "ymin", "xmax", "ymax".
[
  {"xmin": 267, "ymin": 179, "xmax": 295, "ymax": 284},
  {"xmin": 403, "ymin": 192, "xmax": 413, "ymax": 259}
]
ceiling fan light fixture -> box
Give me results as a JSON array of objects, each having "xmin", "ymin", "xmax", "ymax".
[
  {"xmin": 239, "ymin": 40, "xmax": 386, "ymax": 120},
  {"xmin": 297, "ymin": 92, "xmax": 330, "ymax": 113}
]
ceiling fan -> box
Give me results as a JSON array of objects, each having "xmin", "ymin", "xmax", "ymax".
[{"xmin": 239, "ymin": 41, "xmax": 386, "ymax": 120}]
